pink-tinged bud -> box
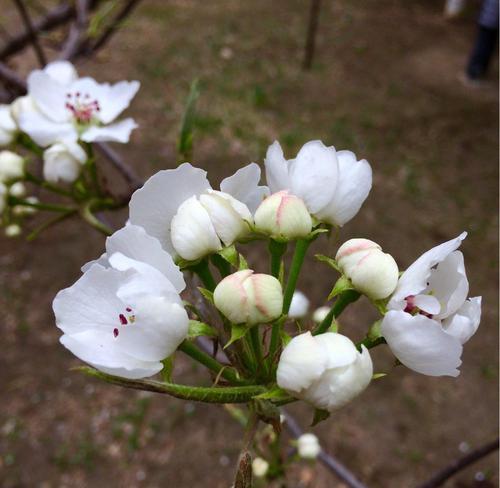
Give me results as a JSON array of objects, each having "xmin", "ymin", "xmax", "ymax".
[
  {"xmin": 254, "ymin": 190, "xmax": 312, "ymax": 241},
  {"xmin": 213, "ymin": 269, "xmax": 283, "ymax": 325},
  {"xmin": 335, "ymin": 238, "xmax": 398, "ymax": 300}
]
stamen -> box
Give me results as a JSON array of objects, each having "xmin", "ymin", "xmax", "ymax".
[
  {"xmin": 119, "ymin": 314, "xmax": 128, "ymax": 325},
  {"xmin": 113, "ymin": 328, "xmax": 119, "ymax": 338}
]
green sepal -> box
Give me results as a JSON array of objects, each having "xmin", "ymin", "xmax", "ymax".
[
  {"xmin": 187, "ymin": 320, "xmax": 218, "ymax": 339},
  {"xmin": 161, "ymin": 356, "xmax": 174, "ymax": 382},
  {"xmin": 177, "ymin": 257, "xmax": 202, "ymax": 270},
  {"xmin": 197, "ymin": 287, "xmax": 214, "ymax": 303},
  {"xmin": 253, "ymin": 399, "xmax": 281, "ymax": 424},
  {"xmin": 280, "ymin": 326, "xmax": 292, "ymax": 346},
  {"xmin": 307, "ymin": 227, "xmax": 329, "ymax": 240},
  {"xmin": 367, "ymin": 319, "xmax": 383, "ymax": 341},
  {"xmin": 311, "ymin": 408, "xmax": 330, "ymax": 427},
  {"xmin": 372, "ymin": 299, "xmax": 389, "ymax": 315},
  {"xmin": 224, "ymin": 323, "xmax": 249, "ymax": 349},
  {"xmin": 218, "ymin": 245, "xmax": 238, "ymax": 267},
  {"xmin": 238, "ymin": 253, "xmax": 249, "ymax": 270},
  {"xmin": 328, "ymin": 275, "xmax": 355, "ymax": 300},
  {"xmin": 315, "ymin": 253, "xmax": 341, "ymax": 272},
  {"xmin": 372, "ymin": 373, "xmax": 387, "ymax": 380}
]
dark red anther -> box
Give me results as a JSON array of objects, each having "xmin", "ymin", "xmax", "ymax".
[
  {"xmin": 119, "ymin": 314, "xmax": 128, "ymax": 325},
  {"xmin": 126, "ymin": 307, "xmax": 132, "ymax": 312},
  {"xmin": 113, "ymin": 328, "xmax": 119, "ymax": 338}
]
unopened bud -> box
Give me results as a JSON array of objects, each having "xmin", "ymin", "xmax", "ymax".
[
  {"xmin": 254, "ymin": 190, "xmax": 312, "ymax": 241},
  {"xmin": 9, "ymin": 182, "xmax": 26, "ymax": 197},
  {"xmin": 5, "ymin": 223, "xmax": 21, "ymax": 237},
  {"xmin": 43, "ymin": 142, "xmax": 86, "ymax": 184},
  {"xmin": 288, "ymin": 290, "xmax": 310, "ymax": 319},
  {"xmin": 213, "ymin": 269, "xmax": 283, "ymax": 325},
  {"xmin": 0, "ymin": 150, "xmax": 24, "ymax": 183},
  {"xmin": 312, "ymin": 306, "xmax": 330, "ymax": 324},
  {"xmin": 297, "ymin": 433, "xmax": 321, "ymax": 459},
  {"xmin": 335, "ymin": 238, "xmax": 398, "ymax": 300},
  {"xmin": 252, "ymin": 457, "xmax": 269, "ymax": 478}
]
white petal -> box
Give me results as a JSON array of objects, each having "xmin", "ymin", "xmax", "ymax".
[
  {"xmin": 442, "ymin": 296, "xmax": 481, "ymax": 344},
  {"xmin": 170, "ymin": 196, "xmax": 222, "ymax": 260},
  {"xmin": 220, "ymin": 163, "xmax": 270, "ymax": 213},
  {"xmin": 413, "ymin": 294, "xmax": 441, "ymax": 315},
  {"xmin": 43, "ymin": 61, "xmax": 78, "ymax": 85},
  {"xmin": 60, "ymin": 330, "xmax": 162, "ymax": 379},
  {"xmin": 27, "ymin": 71, "xmax": 68, "ymax": 122},
  {"xmin": 18, "ymin": 110, "xmax": 76, "ymax": 147},
  {"xmin": 289, "ymin": 141, "xmax": 339, "ymax": 214},
  {"xmin": 381, "ymin": 310, "xmax": 463, "ymax": 377},
  {"xmin": 264, "ymin": 141, "xmax": 290, "ymax": 193},
  {"xmin": 314, "ymin": 150, "xmax": 372, "ymax": 226},
  {"xmin": 317, "ymin": 333, "xmax": 359, "ymax": 369},
  {"xmin": 81, "ymin": 118, "xmax": 138, "ymax": 143},
  {"xmin": 389, "ymin": 233, "xmax": 467, "ymax": 310},
  {"xmin": 428, "ymin": 251, "xmax": 469, "ymax": 319},
  {"xmin": 97, "ymin": 80, "xmax": 140, "ymax": 124},
  {"xmin": 105, "ymin": 225, "xmax": 185, "ymax": 292},
  {"xmin": 129, "ymin": 163, "xmax": 211, "ymax": 254}
]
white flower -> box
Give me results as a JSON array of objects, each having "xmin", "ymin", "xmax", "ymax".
[
  {"xmin": 336, "ymin": 238, "xmax": 399, "ymax": 300},
  {"xmin": 288, "ymin": 290, "xmax": 310, "ymax": 319},
  {"xmin": 5, "ymin": 224, "xmax": 21, "ymax": 237},
  {"xmin": 19, "ymin": 60, "xmax": 139, "ymax": 146},
  {"xmin": 0, "ymin": 151, "xmax": 24, "ymax": 182},
  {"xmin": 277, "ymin": 332, "xmax": 373, "ymax": 411},
  {"xmin": 297, "ymin": 433, "xmax": 321, "ymax": 459},
  {"xmin": 129, "ymin": 162, "xmax": 269, "ymax": 261},
  {"xmin": 265, "ymin": 140, "xmax": 372, "ymax": 226},
  {"xmin": 381, "ymin": 233, "xmax": 481, "ymax": 377},
  {"xmin": 254, "ymin": 190, "xmax": 312, "ymax": 240},
  {"xmin": 9, "ymin": 182, "xmax": 26, "ymax": 197},
  {"xmin": 43, "ymin": 141, "xmax": 87, "ymax": 183},
  {"xmin": 54, "ymin": 251, "xmax": 188, "ymax": 379},
  {"xmin": 312, "ymin": 306, "xmax": 330, "ymax": 324},
  {"xmin": 252, "ymin": 457, "xmax": 269, "ymax": 478},
  {"xmin": 0, "ymin": 104, "xmax": 17, "ymax": 146},
  {"xmin": 213, "ymin": 270, "xmax": 283, "ymax": 325}
]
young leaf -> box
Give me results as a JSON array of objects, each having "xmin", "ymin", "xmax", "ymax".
[
  {"xmin": 315, "ymin": 253, "xmax": 340, "ymax": 272},
  {"xmin": 372, "ymin": 373, "xmax": 387, "ymax": 380},
  {"xmin": 161, "ymin": 356, "xmax": 174, "ymax": 383},
  {"xmin": 327, "ymin": 275, "xmax": 354, "ymax": 300},
  {"xmin": 187, "ymin": 320, "xmax": 217, "ymax": 339},
  {"xmin": 218, "ymin": 245, "xmax": 238, "ymax": 266},
  {"xmin": 238, "ymin": 253, "xmax": 249, "ymax": 270},
  {"xmin": 177, "ymin": 79, "xmax": 200, "ymax": 162},
  {"xmin": 311, "ymin": 408, "xmax": 330, "ymax": 426},
  {"xmin": 197, "ymin": 287, "xmax": 214, "ymax": 303},
  {"xmin": 224, "ymin": 324, "xmax": 249, "ymax": 349}
]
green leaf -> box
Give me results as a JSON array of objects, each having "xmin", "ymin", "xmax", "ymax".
[
  {"xmin": 187, "ymin": 320, "xmax": 217, "ymax": 339},
  {"xmin": 161, "ymin": 356, "xmax": 174, "ymax": 382},
  {"xmin": 372, "ymin": 373, "xmax": 387, "ymax": 380},
  {"xmin": 327, "ymin": 275, "xmax": 355, "ymax": 300},
  {"xmin": 198, "ymin": 287, "xmax": 214, "ymax": 303},
  {"xmin": 218, "ymin": 245, "xmax": 238, "ymax": 266},
  {"xmin": 238, "ymin": 253, "xmax": 249, "ymax": 270},
  {"xmin": 315, "ymin": 253, "xmax": 341, "ymax": 272},
  {"xmin": 224, "ymin": 323, "xmax": 249, "ymax": 349},
  {"xmin": 311, "ymin": 408, "xmax": 330, "ymax": 427},
  {"xmin": 177, "ymin": 79, "xmax": 200, "ymax": 162}
]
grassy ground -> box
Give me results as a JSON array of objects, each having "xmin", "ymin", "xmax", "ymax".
[{"xmin": 1, "ymin": 1, "xmax": 498, "ymax": 487}]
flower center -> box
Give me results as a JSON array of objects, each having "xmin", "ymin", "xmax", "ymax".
[
  {"xmin": 113, "ymin": 307, "xmax": 135, "ymax": 338},
  {"xmin": 65, "ymin": 91, "xmax": 100, "ymax": 124},
  {"xmin": 404, "ymin": 295, "xmax": 433, "ymax": 319}
]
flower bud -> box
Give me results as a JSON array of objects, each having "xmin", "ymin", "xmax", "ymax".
[
  {"xmin": 288, "ymin": 290, "xmax": 310, "ymax": 319},
  {"xmin": 312, "ymin": 306, "xmax": 330, "ymax": 324},
  {"xmin": 5, "ymin": 224, "xmax": 21, "ymax": 237},
  {"xmin": 0, "ymin": 105, "xmax": 16, "ymax": 146},
  {"xmin": 252, "ymin": 457, "xmax": 269, "ymax": 478},
  {"xmin": 213, "ymin": 270, "xmax": 283, "ymax": 325},
  {"xmin": 254, "ymin": 190, "xmax": 312, "ymax": 240},
  {"xmin": 277, "ymin": 332, "xmax": 373, "ymax": 411},
  {"xmin": 9, "ymin": 182, "xmax": 26, "ymax": 197},
  {"xmin": 43, "ymin": 142, "xmax": 86, "ymax": 184},
  {"xmin": 0, "ymin": 151, "xmax": 24, "ymax": 183},
  {"xmin": 170, "ymin": 196, "xmax": 222, "ymax": 261},
  {"xmin": 297, "ymin": 433, "xmax": 321, "ymax": 459},
  {"xmin": 12, "ymin": 196, "xmax": 38, "ymax": 216},
  {"xmin": 335, "ymin": 238, "xmax": 398, "ymax": 300}
]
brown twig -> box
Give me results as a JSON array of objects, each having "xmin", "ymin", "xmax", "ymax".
[
  {"xmin": 0, "ymin": 61, "xmax": 27, "ymax": 91},
  {"xmin": 302, "ymin": 0, "xmax": 322, "ymax": 70},
  {"xmin": 12, "ymin": 0, "xmax": 47, "ymax": 67},
  {"xmin": 60, "ymin": 0, "xmax": 91, "ymax": 60},
  {"xmin": 416, "ymin": 438, "xmax": 499, "ymax": 488},
  {"xmin": 282, "ymin": 411, "xmax": 369, "ymax": 488}
]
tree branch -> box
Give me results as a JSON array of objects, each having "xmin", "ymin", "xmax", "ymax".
[
  {"xmin": 12, "ymin": 0, "xmax": 47, "ymax": 67},
  {"xmin": 416, "ymin": 438, "xmax": 499, "ymax": 488},
  {"xmin": 60, "ymin": 0, "xmax": 91, "ymax": 60},
  {"xmin": 0, "ymin": 61, "xmax": 27, "ymax": 91},
  {"xmin": 303, "ymin": 0, "xmax": 322, "ymax": 70}
]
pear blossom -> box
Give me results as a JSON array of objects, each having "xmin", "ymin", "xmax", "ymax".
[
  {"xmin": 297, "ymin": 433, "xmax": 321, "ymax": 459},
  {"xmin": 277, "ymin": 332, "xmax": 373, "ymax": 411},
  {"xmin": 0, "ymin": 104, "xmax": 16, "ymax": 146},
  {"xmin": 264, "ymin": 140, "xmax": 372, "ymax": 227},
  {"xmin": 254, "ymin": 190, "xmax": 312, "ymax": 240},
  {"xmin": 18, "ymin": 60, "xmax": 139, "ymax": 147},
  {"xmin": 43, "ymin": 141, "xmax": 87, "ymax": 183},
  {"xmin": 129, "ymin": 162, "xmax": 269, "ymax": 261},
  {"xmin": 381, "ymin": 232, "xmax": 481, "ymax": 377},
  {"xmin": 0, "ymin": 151, "xmax": 24, "ymax": 182},
  {"xmin": 336, "ymin": 238, "xmax": 399, "ymax": 300},
  {"xmin": 54, "ymin": 251, "xmax": 188, "ymax": 379},
  {"xmin": 213, "ymin": 270, "xmax": 283, "ymax": 325},
  {"xmin": 288, "ymin": 290, "xmax": 310, "ymax": 319}
]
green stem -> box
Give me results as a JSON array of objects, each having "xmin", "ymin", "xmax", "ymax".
[
  {"xmin": 313, "ymin": 290, "xmax": 361, "ymax": 335},
  {"xmin": 8, "ymin": 196, "xmax": 75, "ymax": 213},
  {"xmin": 192, "ymin": 259, "xmax": 217, "ymax": 291},
  {"xmin": 78, "ymin": 366, "xmax": 265, "ymax": 404},
  {"xmin": 357, "ymin": 336, "xmax": 386, "ymax": 350},
  {"xmin": 211, "ymin": 253, "xmax": 231, "ymax": 278},
  {"xmin": 27, "ymin": 209, "xmax": 77, "ymax": 241},
  {"xmin": 80, "ymin": 201, "xmax": 113, "ymax": 235},
  {"xmin": 282, "ymin": 239, "xmax": 311, "ymax": 314},
  {"xmin": 248, "ymin": 326, "xmax": 264, "ymax": 376},
  {"xmin": 267, "ymin": 315, "xmax": 286, "ymax": 373},
  {"xmin": 268, "ymin": 239, "xmax": 287, "ymax": 279},
  {"xmin": 24, "ymin": 172, "xmax": 74, "ymax": 198},
  {"xmin": 179, "ymin": 340, "xmax": 250, "ymax": 385}
]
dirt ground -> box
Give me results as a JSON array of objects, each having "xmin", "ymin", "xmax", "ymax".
[{"xmin": 1, "ymin": 1, "xmax": 498, "ymax": 487}]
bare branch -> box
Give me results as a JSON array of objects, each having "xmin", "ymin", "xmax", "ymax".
[
  {"xmin": 12, "ymin": 0, "xmax": 47, "ymax": 67},
  {"xmin": 0, "ymin": 61, "xmax": 27, "ymax": 91},
  {"xmin": 60, "ymin": 0, "xmax": 91, "ymax": 60},
  {"xmin": 302, "ymin": 0, "xmax": 322, "ymax": 70},
  {"xmin": 282, "ymin": 411, "xmax": 369, "ymax": 488},
  {"xmin": 416, "ymin": 438, "xmax": 499, "ymax": 488}
]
